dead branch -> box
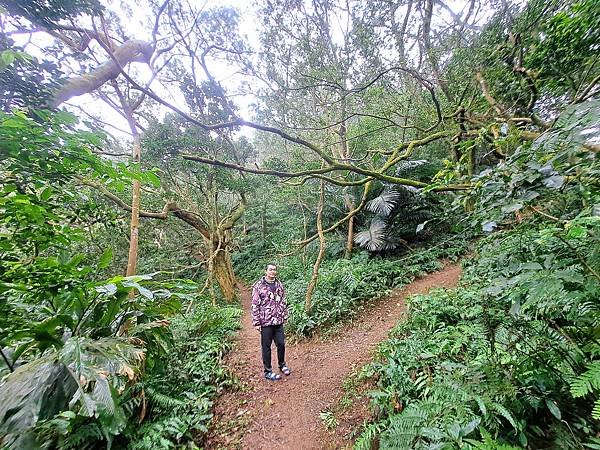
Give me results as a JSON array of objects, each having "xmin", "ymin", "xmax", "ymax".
[{"xmin": 51, "ymin": 39, "xmax": 153, "ymax": 108}]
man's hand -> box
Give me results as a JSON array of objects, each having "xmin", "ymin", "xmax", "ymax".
[{"xmin": 255, "ymin": 326, "xmax": 261, "ymax": 332}]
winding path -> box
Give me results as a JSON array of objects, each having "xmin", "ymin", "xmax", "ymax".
[{"xmin": 205, "ymin": 263, "xmax": 461, "ymax": 449}]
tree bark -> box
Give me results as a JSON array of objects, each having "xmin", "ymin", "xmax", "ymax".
[
  {"xmin": 337, "ymin": 111, "xmax": 355, "ymax": 259},
  {"xmin": 113, "ymin": 81, "xmax": 143, "ymax": 278},
  {"xmin": 345, "ymin": 215, "xmax": 354, "ymax": 259},
  {"xmin": 126, "ymin": 176, "xmax": 141, "ymax": 277},
  {"xmin": 212, "ymin": 244, "xmax": 237, "ymax": 302}
]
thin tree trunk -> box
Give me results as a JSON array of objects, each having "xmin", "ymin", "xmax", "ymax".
[
  {"xmin": 124, "ymin": 117, "xmax": 141, "ymax": 277},
  {"xmin": 305, "ymin": 179, "xmax": 326, "ymax": 313},
  {"xmin": 345, "ymin": 215, "xmax": 354, "ymax": 259},
  {"xmin": 261, "ymin": 196, "xmax": 267, "ymax": 242},
  {"xmin": 338, "ymin": 107, "xmax": 355, "ymax": 258},
  {"xmin": 207, "ymin": 236, "xmax": 216, "ymax": 305},
  {"xmin": 126, "ymin": 178, "xmax": 141, "ymax": 276},
  {"xmin": 297, "ymin": 187, "xmax": 308, "ymax": 269}
]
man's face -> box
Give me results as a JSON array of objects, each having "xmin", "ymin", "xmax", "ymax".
[{"xmin": 265, "ymin": 265, "xmax": 277, "ymax": 280}]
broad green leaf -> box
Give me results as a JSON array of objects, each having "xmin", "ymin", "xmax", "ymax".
[
  {"xmin": 98, "ymin": 248, "xmax": 113, "ymax": 270},
  {"xmin": 96, "ymin": 283, "xmax": 118, "ymax": 296},
  {"xmin": 40, "ymin": 187, "xmax": 53, "ymax": 201},
  {"xmin": 545, "ymin": 399, "xmax": 561, "ymax": 420},
  {"xmin": 566, "ymin": 225, "xmax": 587, "ymax": 239},
  {"xmin": 542, "ymin": 175, "xmax": 565, "ymax": 189}
]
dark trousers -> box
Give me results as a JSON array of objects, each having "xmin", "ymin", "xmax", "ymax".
[{"xmin": 261, "ymin": 324, "xmax": 285, "ymax": 372}]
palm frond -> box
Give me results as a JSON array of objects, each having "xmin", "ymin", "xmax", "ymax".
[
  {"xmin": 367, "ymin": 185, "xmax": 416, "ymax": 216},
  {"xmin": 354, "ymin": 217, "xmax": 397, "ymax": 251},
  {"xmin": 395, "ymin": 159, "xmax": 428, "ymax": 175}
]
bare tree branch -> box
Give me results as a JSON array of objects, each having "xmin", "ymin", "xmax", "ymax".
[{"xmin": 51, "ymin": 39, "xmax": 153, "ymax": 108}]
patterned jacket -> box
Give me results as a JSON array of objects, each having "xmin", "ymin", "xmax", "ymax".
[{"xmin": 251, "ymin": 277, "xmax": 289, "ymax": 327}]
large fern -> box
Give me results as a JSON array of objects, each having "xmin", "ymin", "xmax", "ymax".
[{"xmin": 571, "ymin": 362, "xmax": 600, "ymax": 419}]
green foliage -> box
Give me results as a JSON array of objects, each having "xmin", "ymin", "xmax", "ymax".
[
  {"xmin": 0, "ymin": 110, "xmax": 225, "ymax": 449},
  {"xmin": 524, "ymin": 0, "xmax": 600, "ymax": 97},
  {"xmin": 354, "ymin": 182, "xmax": 431, "ymax": 252},
  {"xmin": 319, "ymin": 410, "xmax": 338, "ymax": 430},
  {"xmin": 0, "ymin": 0, "xmax": 103, "ymax": 29},
  {"xmin": 356, "ymin": 100, "xmax": 600, "ymax": 448},
  {"xmin": 0, "ymin": 38, "xmax": 63, "ymax": 110},
  {"xmin": 282, "ymin": 235, "xmax": 470, "ymax": 337},
  {"xmin": 571, "ymin": 362, "xmax": 600, "ymax": 420},
  {"xmin": 124, "ymin": 299, "xmax": 241, "ymax": 450}
]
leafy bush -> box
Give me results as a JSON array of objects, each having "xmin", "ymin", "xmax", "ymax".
[
  {"xmin": 122, "ymin": 299, "xmax": 241, "ymax": 450},
  {"xmin": 0, "ymin": 111, "xmax": 240, "ymax": 449},
  {"xmin": 356, "ymin": 99, "xmax": 600, "ymax": 448}
]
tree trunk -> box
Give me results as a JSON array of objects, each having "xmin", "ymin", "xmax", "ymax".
[
  {"xmin": 213, "ymin": 247, "xmax": 237, "ymax": 302},
  {"xmin": 338, "ymin": 114, "xmax": 355, "ymax": 258},
  {"xmin": 344, "ymin": 214, "xmax": 354, "ymax": 259},
  {"xmin": 124, "ymin": 115, "xmax": 142, "ymax": 277},
  {"xmin": 305, "ymin": 179, "xmax": 326, "ymax": 313},
  {"xmin": 126, "ymin": 177, "xmax": 141, "ymax": 277}
]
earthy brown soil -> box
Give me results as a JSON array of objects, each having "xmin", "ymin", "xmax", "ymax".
[{"xmin": 205, "ymin": 263, "xmax": 461, "ymax": 449}]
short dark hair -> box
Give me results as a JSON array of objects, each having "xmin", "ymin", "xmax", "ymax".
[{"xmin": 265, "ymin": 263, "xmax": 277, "ymax": 270}]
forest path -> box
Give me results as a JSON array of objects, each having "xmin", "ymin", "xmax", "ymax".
[{"xmin": 205, "ymin": 263, "xmax": 462, "ymax": 449}]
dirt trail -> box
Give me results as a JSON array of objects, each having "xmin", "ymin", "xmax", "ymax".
[{"xmin": 206, "ymin": 263, "xmax": 461, "ymax": 449}]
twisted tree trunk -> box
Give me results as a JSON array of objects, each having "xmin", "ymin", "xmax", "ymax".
[{"xmin": 305, "ymin": 179, "xmax": 326, "ymax": 313}]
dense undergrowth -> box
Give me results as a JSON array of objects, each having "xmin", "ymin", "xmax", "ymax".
[
  {"xmin": 233, "ymin": 233, "xmax": 470, "ymax": 338},
  {"xmin": 355, "ymin": 101, "xmax": 600, "ymax": 449},
  {"xmin": 283, "ymin": 236, "xmax": 470, "ymax": 337},
  {"xmin": 32, "ymin": 300, "xmax": 241, "ymax": 450},
  {"xmin": 2, "ymin": 0, "xmax": 598, "ymax": 448},
  {"xmin": 124, "ymin": 300, "xmax": 241, "ymax": 450},
  {"xmin": 0, "ymin": 111, "xmax": 241, "ymax": 449}
]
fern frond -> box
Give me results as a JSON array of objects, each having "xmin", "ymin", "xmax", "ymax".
[
  {"xmin": 491, "ymin": 403, "xmax": 518, "ymax": 430},
  {"xmin": 592, "ymin": 399, "xmax": 600, "ymax": 420},
  {"xmin": 379, "ymin": 407, "xmax": 427, "ymax": 449},
  {"xmin": 571, "ymin": 361, "xmax": 600, "ymax": 398},
  {"xmin": 354, "ymin": 420, "xmax": 387, "ymax": 450},
  {"xmin": 145, "ymin": 386, "xmax": 187, "ymax": 409},
  {"xmin": 59, "ymin": 422, "xmax": 104, "ymax": 450}
]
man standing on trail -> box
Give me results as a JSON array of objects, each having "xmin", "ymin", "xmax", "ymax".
[{"xmin": 251, "ymin": 263, "xmax": 291, "ymax": 381}]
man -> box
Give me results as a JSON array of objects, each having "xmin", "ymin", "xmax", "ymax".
[{"xmin": 251, "ymin": 263, "xmax": 291, "ymax": 381}]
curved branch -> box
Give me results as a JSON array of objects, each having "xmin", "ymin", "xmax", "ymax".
[
  {"xmin": 304, "ymin": 178, "xmax": 326, "ymax": 313},
  {"xmin": 181, "ymin": 154, "xmax": 338, "ymax": 178},
  {"xmin": 219, "ymin": 194, "xmax": 247, "ymax": 231},
  {"xmin": 182, "ymin": 149, "xmax": 470, "ymax": 191},
  {"xmin": 286, "ymin": 175, "xmax": 374, "ymax": 187},
  {"xmin": 575, "ymin": 73, "xmax": 600, "ymax": 103},
  {"xmin": 77, "ymin": 177, "xmax": 168, "ymax": 218},
  {"xmin": 77, "ymin": 177, "xmax": 212, "ymax": 239},
  {"xmin": 476, "ymin": 71, "xmax": 510, "ymax": 120},
  {"xmin": 295, "ymin": 180, "xmax": 374, "ymax": 249}
]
